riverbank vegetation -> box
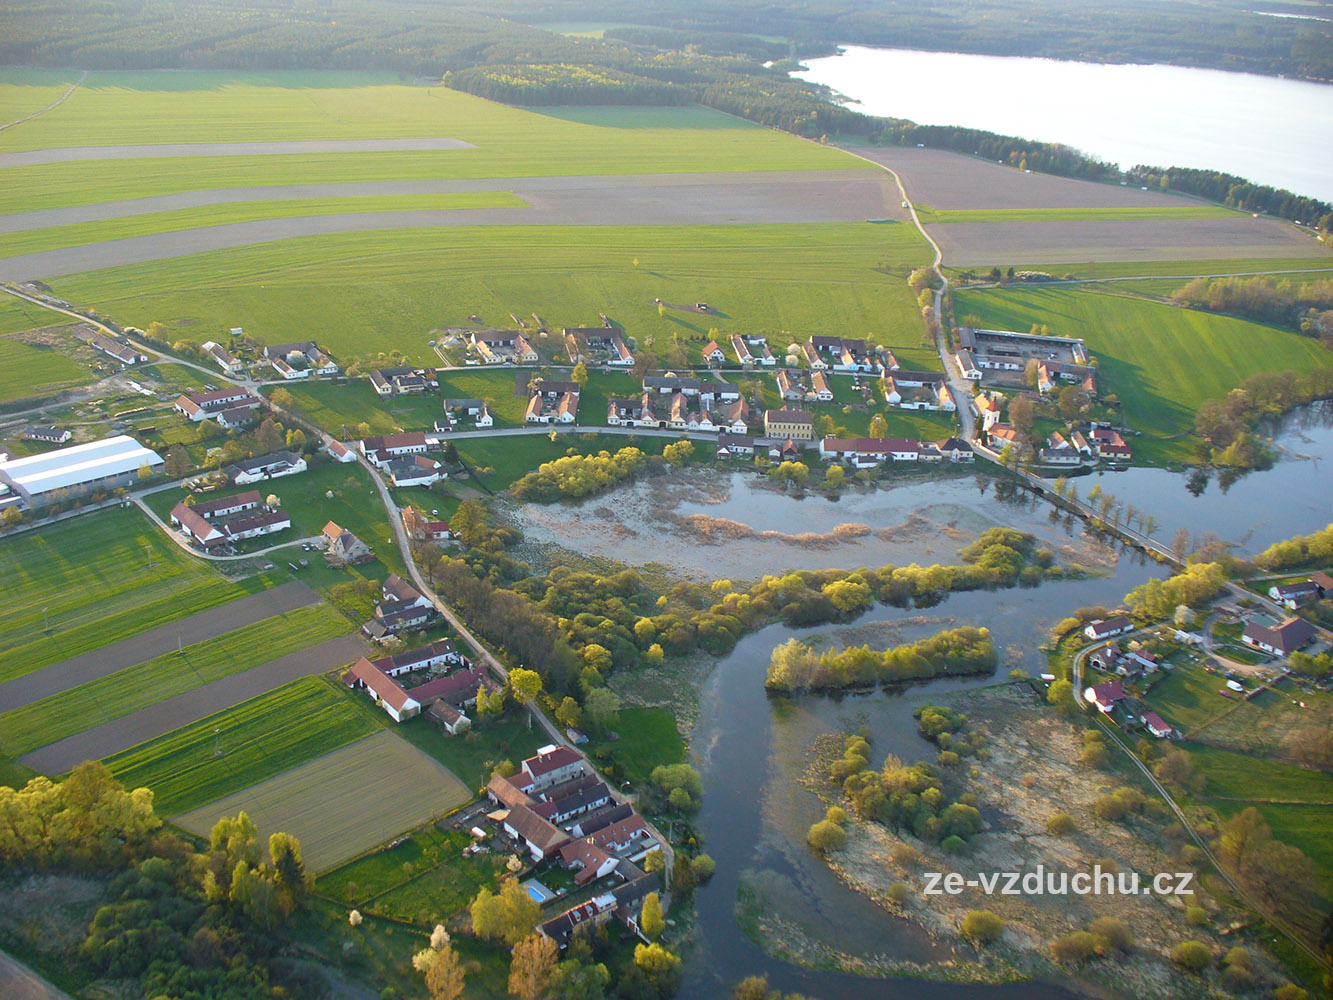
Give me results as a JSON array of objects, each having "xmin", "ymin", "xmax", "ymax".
[
  {"xmin": 765, "ymin": 627, "xmax": 997, "ymax": 693},
  {"xmin": 1194, "ymin": 369, "xmax": 1333, "ymax": 468},
  {"xmin": 510, "ymin": 445, "xmax": 651, "ymax": 501}
]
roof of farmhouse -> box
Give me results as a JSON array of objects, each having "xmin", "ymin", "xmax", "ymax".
[{"xmin": 0, "ymin": 436, "xmax": 163, "ymax": 495}]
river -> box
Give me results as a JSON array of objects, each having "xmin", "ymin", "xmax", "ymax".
[{"xmin": 793, "ymin": 46, "xmax": 1333, "ymax": 203}]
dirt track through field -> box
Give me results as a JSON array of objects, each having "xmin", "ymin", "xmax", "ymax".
[
  {"xmin": 0, "ymin": 170, "xmax": 898, "ymax": 281},
  {"xmin": 19, "ymin": 632, "xmax": 370, "ymax": 774},
  {"xmin": 0, "ymin": 580, "xmax": 320, "ymax": 712},
  {"xmin": 0, "ymin": 137, "xmax": 476, "ymax": 168},
  {"xmin": 175, "ymin": 730, "xmax": 471, "ymax": 871},
  {"xmin": 0, "ymin": 951, "xmax": 71, "ymax": 1000}
]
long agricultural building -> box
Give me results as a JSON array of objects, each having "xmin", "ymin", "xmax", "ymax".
[{"xmin": 0, "ymin": 435, "xmax": 163, "ymax": 507}]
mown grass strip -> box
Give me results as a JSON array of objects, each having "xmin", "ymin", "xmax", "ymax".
[
  {"xmin": 0, "ymin": 603, "xmax": 351, "ymax": 757},
  {"xmin": 3, "ymin": 191, "xmax": 527, "ymax": 256},
  {"xmin": 104, "ymin": 675, "xmax": 383, "ymax": 815}
]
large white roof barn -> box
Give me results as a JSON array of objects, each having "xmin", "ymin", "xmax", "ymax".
[{"xmin": 0, "ymin": 435, "xmax": 164, "ymax": 504}]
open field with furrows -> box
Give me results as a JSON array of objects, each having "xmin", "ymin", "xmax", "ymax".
[
  {"xmin": 1, "ymin": 192, "xmax": 528, "ymax": 256},
  {"xmin": 175, "ymin": 730, "xmax": 471, "ymax": 872},
  {"xmin": 0, "ymin": 507, "xmax": 278, "ymax": 681},
  {"xmin": 0, "ymin": 71, "xmax": 867, "ymax": 213},
  {"xmin": 46, "ymin": 222, "xmax": 930, "ymax": 364},
  {"xmin": 0, "ymin": 603, "xmax": 350, "ymax": 758},
  {"xmin": 914, "ymin": 204, "xmax": 1240, "ymax": 224},
  {"xmin": 104, "ymin": 675, "xmax": 383, "ymax": 815},
  {"xmin": 952, "ymin": 285, "xmax": 1333, "ymax": 445}
]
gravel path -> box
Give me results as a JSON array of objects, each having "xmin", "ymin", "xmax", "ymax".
[
  {"xmin": 0, "ymin": 580, "xmax": 320, "ymax": 713},
  {"xmin": 20, "ymin": 632, "xmax": 370, "ymax": 774},
  {"xmin": 0, "ymin": 137, "xmax": 475, "ymax": 168},
  {"xmin": 0, "ymin": 951, "xmax": 71, "ymax": 1000},
  {"xmin": 0, "ymin": 170, "xmax": 895, "ymax": 281}
]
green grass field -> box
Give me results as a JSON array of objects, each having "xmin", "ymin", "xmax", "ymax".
[
  {"xmin": 105, "ymin": 675, "xmax": 383, "ymax": 815},
  {"xmin": 393, "ymin": 710, "xmax": 549, "ymax": 791},
  {"xmin": 0, "ymin": 507, "xmax": 278, "ymax": 680},
  {"xmin": 175, "ymin": 729, "xmax": 471, "ymax": 871},
  {"xmin": 916, "ymin": 205, "xmax": 1239, "ymax": 225},
  {"xmin": 587, "ymin": 706, "xmax": 684, "ymax": 787},
  {"xmin": 3, "ymin": 192, "xmax": 527, "ymax": 256},
  {"xmin": 0, "ymin": 333, "xmax": 91, "ymax": 402},
  {"xmin": 0, "ymin": 71, "xmax": 865, "ymax": 215},
  {"xmin": 953, "ymin": 285, "xmax": 1333, "ymax": 451},
  {"xmin": 0, "ymin": 69, "xmax": 81, "ymax": 123},
  {"xmin": 956, "ymin": 256, "xmax": 1333, "ymax": 281},
  {"xmin": 1140, "ymin": 663, "xmax": 1235, "ymax": 732},
  {"xmin": 48, "ymin": 222, "xmax": 930, "ymax": 367},
  {"xmin": 0, "ymin": 603, "xmax": 351, "ymax": 758}
]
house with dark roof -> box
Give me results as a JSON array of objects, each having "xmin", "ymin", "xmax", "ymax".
[
  {"xmin": 174, "ymin": 388, "xmax": 260, "ymax": 422},
  {"xmin": 24, "ymin": 426, "xmax": 72, "ymax": 444},
  {"xmin": 1084, "ymin": 679, "xmax": 1125, "ymax": 714},
  {"xmin": 359, "ymin": 432, "xmax": 428, "ymax": 467},
  {"xmin": 504, "ymin": 804, "xmax": 572, "ymax": 862},
  {"xmin": 1243, "ymin": 617, "xmax": 1316, "ymax": 657},
  {"xmin": 763, "ymin": 408, "xmax": 813, "ymax": 442},
  {"xmin": 323, "ymin": 521, "xmax": 374, "ymax": 565},
  {"xmin": 224, "ymin": 451, "xmax": 306, "ymax": 485},
  {"xmin": 1269, "ymin": 580, "xmax": 1321, "ymax": 609},
  {"xmin": 188, "ymin": 490, "xmax": 261, "ymax": 520},
  {"xmin": 521, "ymin": 745, "xmax": 590, "ymax": 792}
]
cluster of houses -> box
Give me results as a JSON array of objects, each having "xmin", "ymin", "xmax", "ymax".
[
  {"xmin": 437, "ymin": 398, "xmax": 493, "ymax": 432},
  {"xmin": 881, "ymin": 369, "xmax": 955, "ymax": 412},
  {"xmin": 524, "ymin": 379, "xmax": 581, "ymax": 425},
  {"xmin": 470, "ymin": 330, "xmax": 540, "ymax": 365},
  {"xmin": 818, "ymin": 435, "xmax": 975, "ymax": 467},
  {"xmin": 74, "ymin": 326, "xmax": 147, "ymax": 367},
  {"xmin": 1268, "ymin": 572, "xmax": 1333, "ymax": 610},
  {"xmin": 799, "ymin": 336, "xmax": 896, "ymax": 374},
  {"xmin": 486, "ymin": 746, "xmax": 662, "ymax": 948},
  {"xmin": 361, "ymin": 572, "xmax": 440, "ymax": 642},
  {"xmin": 563, "ymin": 326, "xmax": 634, "ymax": 368},
  {"xmin": 344, "ymin": 633, "xmax": 495, "ymax": 731},
  {"xmin": 168, "ymin": 490, "xmax": 290, "ymax": 550},
  {"xmin": 606, "ymin": 375, "xmax": 747, "ymax": 433},
  {"xmin": 200, "ymin": 338, "xmax": 338, "ymax": 380},
  {"xmin": 1083, "ymin": 678, "xmax": 1174, "ymax": 739},
  {"xmin": 173, "ymin": 387, "xmax": 265, "ymax": 429},
  {"xmin": 1039, "ymin": 426, "xmax": 1132, "ymax": 466},
  {"xmin": 402, "ymin": 505, "xmax": 452, "ymax": 544},
  {"xmin": 722, "ymin": 333, "xmax": 776, "ymax": 367},
  {"xmin": 357, "ymin": 432, "xmax": 445, "ymax": 487}
]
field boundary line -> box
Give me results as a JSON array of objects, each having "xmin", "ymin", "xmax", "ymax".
[
  {"xmin": 356, "ymin": 839, "xmax": 465, "ymax": 908},
  {"xmin": 0, "ymin": 71, "xmax": 86, "ymax": 133}
]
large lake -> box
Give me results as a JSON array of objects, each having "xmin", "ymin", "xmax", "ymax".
[{"xmin": 794, "ymin": 46, "xmax": 1333, "ymax": 203}]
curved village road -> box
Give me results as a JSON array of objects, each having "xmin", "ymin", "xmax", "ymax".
[
  {"xmin": 0, "ymin": 137, "xmax": 476, "ymax": 168},
  {"xmin": 0, "ymin": 170, "xmax": 895, "ymax": 282},
  {"xmin": 0, "ymin": 580, "xmax": 321, "ymax": 713},
  {"xmin": 19, "ymin": 632, "xmax": 371, "ymax": 774}
]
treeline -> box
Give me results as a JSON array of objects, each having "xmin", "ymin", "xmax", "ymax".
[
  {"xmin": 1195, "ymin": 368, "xmax": 1333, "ymax": 468},
  {"xmin": 0, "ymin": 763, "xmax": 313, "ymax": 1000},
  {"xmin": 1127, "ymin": 164, "xmax": 1333, "ymax": 229},
  {"xmin": 1255, "ymin": 522, "xmax": 1333, "ymax": 571},
  {"xmin": 765, "ymin": 627, "xmax": 997, "ymax": 693},
  {"xmin": 1125, "ymin": 561, "xmax": 1227, "ymax": 619},
  {"xmin": 1173, "ymin": 276, "xmax": 1333, "ymax": 340},
  {"xmin": 445, "ymin": 63, "xmax": 691, "ymax": 106},
  {"xmin": 879, "ymin": 123, "xmax": 1118, "ymax": 181}
]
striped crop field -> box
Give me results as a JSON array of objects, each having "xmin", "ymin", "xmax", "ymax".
[
  {"xmin": 104, "ymin": 676, "xmax": 381, "ymax": 815},
  {"xmin": 175, "ymin": 729, "xmax": 471, "ymax": 872}
]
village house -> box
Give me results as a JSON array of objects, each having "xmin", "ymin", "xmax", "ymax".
[
  {"xmin": 326, "ymin": 439, "xmax": 357, "ymax": 463},
  {"xmin": 1141, "ymin": 712, "xmax": 1173, "ymax": 739},
  {"xmin": 24, "ymin": 426, "xmax": 72, "ymax": 444},
  {"xmin": 369, "ymin": 367, "xmax": 438, "ymax": 396},
  {"xmin": 972, "ymin": 392, "xmax": 1003, "ymax": 431},
  {"xmin": 186, "ymin": 490, "xmax": 261, "ymax": 520},
  {"xmin": 201, "ymin": 340, "xmax": 244, "ymax": 374},
  {"xmin": 169, "ymin": 492, "xmax": 289, "ymax": 549},
  {"xmin": 75, "ymin": 327, "xmax": 147, "ymax": 366},
  {"xmin": 716, "ymin": 432, "xmax": 756, "ymax": 459},
  {"xmin": 718, "ymin": 396, "xmax": 750, "ymax": 433},
  {"xmin": 775, "ymin": 369, "xmax": 808, "ymax": 402},
  {"xmin": 1091, "ymin": 427, "xmax": 1132, "ymax": 462},
  {"xmin": 387, "ymin": 455, "xmax": 445, "ymax": 488},
  {"xmin": 934, "ymin": 438, "xmax": 975, "ymax": 462},
  {"xmin": 955, "ymin": 349, "xmax": 982, "ymax": 380},
  {"xmin": 323, "ymin": 521, "xmax": 374, "ymax": 565},
  {"xmin": 402, "ymin": 505, "xmax": 451, "ymax": 542},
  {"xmin": 1242, "ymin": 617, "xmax": 1316, "ymax": 657},
  {"xmin": 810, "ymin": 371, "xmax": 834, "ymax": 402},
  {"xmin": 1269, "ymin": 580, "xmax": 1321, "ymax": 609},
  {"xmin": 763, "ymin": 408, "xmax": 813, "ymax": 442},
  {"xmin": 224, "ymin": 450, "xmax": 306, "ymax": 485},
  {"xmin": 1085, "ymin": 679, "xmax": 1125, "ymax": 714},
  {"xmin": 359, "ymin": 432, "xmax": 428, "ymax": 467},
  {"xmin": 216, "ymin": 406, "xmax": 257, "ymax": 430},
  {"xmin": 701, "ymin": 340, "xmax": 727, "ymax": 365},
  {"xmin": 262, "ymin": 341, "xmax": 338, "ymax": 379},
  {"xmin": 1084, "ymin": 616, "xmax": 1134, "ymax": 641},
  {"xmin": 174, "ymin": 388, "xmax": 263, "ymax": 422},
  {"xmin": 730, "ymin": 335, "xmax": 754, "ymax": 366}
]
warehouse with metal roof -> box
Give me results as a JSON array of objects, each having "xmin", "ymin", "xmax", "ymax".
[{"xmin": 0, "ymin": 436, "xmax": 164, "ymax": 506}]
